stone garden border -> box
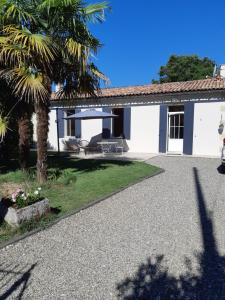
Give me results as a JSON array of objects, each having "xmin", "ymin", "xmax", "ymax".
[{"xmin": 0, "ymin": 199, "xmax": 50, "ymax": 227}]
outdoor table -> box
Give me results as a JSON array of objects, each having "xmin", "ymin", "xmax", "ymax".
[{"xmin": 97, "ymin": 141, "xmax": 119, "ymax": 154}]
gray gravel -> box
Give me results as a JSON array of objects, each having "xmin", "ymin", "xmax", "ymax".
[{"xmin": 0, "ymin": 156, "xmax": 224, "ymax": 299}]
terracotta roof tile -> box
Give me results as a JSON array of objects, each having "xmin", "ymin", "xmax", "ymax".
[
  {"xmin": 96, "ymin": 78, "xmax": 225, "ymax": 98},
  {"xmin": 51, "ymin": 78, "xmax": 225, "ymax": 101}
]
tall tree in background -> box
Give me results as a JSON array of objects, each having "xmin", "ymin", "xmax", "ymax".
[
  {"xmin": 153, "ymin": 55, "xmax": 215, "ymax": 83},
  {"xmin": 0, "ymin": 0, "xmax": 109, "ymax": 183}
]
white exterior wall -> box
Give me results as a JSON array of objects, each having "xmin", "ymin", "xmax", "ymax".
[
  {"xmin": 33, "ymin": 100, "xmax": 225, "ymax": 156},
  {"xmin": 127, "ymin": 105, "xmax": 160, "ymax": 153},
  {"xmin": 32, "ymin": 110, "xmax": 59, "ymax": 150},
  {"xmin": 59, "ymin": 110, "xmax": 73, "ymax": 151},
  {"xmin": 34, "ymin": 105, "xmax": 160, "ymax": 153},
  {"xmin": 193, "ymin": 102, "xmax": 225, "ymax": 157},
  {"xmin": 32, "ymin": 114, "xmax": 37, "ymax": 143},
  {"xmin": 80, "ymin": 108, "xmax": 103, "ymax": 142},
  {"xmin": 48, "ymin": 109, "xmax": 58, "ymax": 150}
]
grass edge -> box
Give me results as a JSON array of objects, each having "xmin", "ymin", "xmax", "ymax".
[{"xmin": 0, "ymin": 167, "xmax": 165, "ymax": 250}]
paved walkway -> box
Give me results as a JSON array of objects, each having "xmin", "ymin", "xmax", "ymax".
[
  {"xmin": 70, "ymin": 151, "xmax": 158, "ymax": 161},
  {"xmin": 0, "ymin": 156, "xmax": 224, "ymax": 299}
]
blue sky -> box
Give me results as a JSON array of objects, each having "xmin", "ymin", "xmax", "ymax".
[{"xmin": 89, "ymin": 0, "xmax": 225, "ymax": 87}]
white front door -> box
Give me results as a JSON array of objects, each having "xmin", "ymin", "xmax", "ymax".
[{"xmin": 168, "ymin": 112, "xmax": 184, "ymax": 153}]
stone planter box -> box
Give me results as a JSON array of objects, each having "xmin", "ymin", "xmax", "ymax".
[{"xmin": 0, "ymin": 199, "xmax": 50, "ymax": 227}]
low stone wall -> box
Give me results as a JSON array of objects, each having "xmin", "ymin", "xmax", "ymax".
[{"xmin": 0, "ymin": 199, "xmax": 50, "ymax": 227}]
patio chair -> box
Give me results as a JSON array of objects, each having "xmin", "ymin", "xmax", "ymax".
[
  {"xmin": 78, "ymin": 139, "xmax": 100, "ymax": 155},
  {"xmin": 64, "ymin": 140, "xmax": 80, "ymax": 154},
  {"xmin": 115, "ymin": 137, "xmax": 124, "ymax": 154}
]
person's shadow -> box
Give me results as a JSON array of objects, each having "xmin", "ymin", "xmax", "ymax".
[
  {"xmin": 117, "ymin": 167, "xmax": 225, "ymax": 299},
  {"xmin": 217, "ymin": 164, "xmax": 225, "ymax": 174}
]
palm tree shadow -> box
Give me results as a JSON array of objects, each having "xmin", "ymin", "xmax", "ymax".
[
  {"xmin": 117, "ymin": 167, "xmax": 225, "ymax": 299},
  {"xmin": 0, "ymin": 262, "xmax": 37, "ymax": 299},
  {"xmin": 192, "ymin": 167, "xmax": 225, "ymax": 298}
]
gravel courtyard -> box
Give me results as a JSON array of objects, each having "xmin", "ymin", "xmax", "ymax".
[{"xmin": 0, "ymin": 156, "xmax": 224, "ymax": 299}]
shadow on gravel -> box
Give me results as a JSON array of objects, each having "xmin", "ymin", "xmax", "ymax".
[
  {"xmin": 0, "ymin": 262, "xmax": 37, "ymax": 299},
  {"xmin": 217, "ymin": 164, "xmax": 225, "ymax": 174},
  {"xmin": 117, "ymin": 167, "xmax": 225, "ymax": 299}
]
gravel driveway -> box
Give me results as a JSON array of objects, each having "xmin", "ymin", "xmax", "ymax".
[{"xmin": 0, "ymin": 156, "xmax": 224, "ymax": 299}]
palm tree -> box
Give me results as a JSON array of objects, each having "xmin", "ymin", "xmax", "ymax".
[
  {"xmin": 17, "ymin": 102, "xmax": 33, "ymax": 170},
  {"xmin": 0, "ymin": 0, "xmax": 109, "ymax": 182},
  {"xmin": 0, "ymin": 2, "xmax": 40, "ymax": 170},
  {"xmin": 0, "ymin": 25, "xmax": 56, "ymax": 176}
]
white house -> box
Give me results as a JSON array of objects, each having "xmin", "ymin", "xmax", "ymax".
[{"xmin": 33, "ymin": 76, "xmax": 225, "ymax": 157}]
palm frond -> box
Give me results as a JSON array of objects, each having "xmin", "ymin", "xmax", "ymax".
[
  {"xmin": 65, "ymin": 38, "xmax": 88, "ymax": 58},
  {"xmin": 56, "ymin": 70, "xmax": 99, "ymax": 100},
  {"xmin": 0, "ymin": 67, "xmax": 49, "ymax": 103},
  {"xmin": 56, "ymin": 60, "xmax": 108, "ymax": 100},
  {"xmin": 83, "ymin": 2, "xmax": 110, "ymax": 23},
  {"xmin": 64, "ymin": 37, "xmax": 90, "ymax": 73},
  {"xmin": 2, "ymin": 26, "xmax": 57, "ymax": 64},
  {"xmin": 0, "ymin": 0, "xmax": 7, "ymax": 11},
  {"xmin": 38, "ymin": 0, "xmax": 79, "ymax": 11},
  {"xmin": 0, "ymin": 42, "xmax": 30, "ymax": 67},
  {"xmin": 71, "ymin": 21, "xmax": 102, "ymax": 51},
  {"xmin": 0, "ymin": 114, "xmax": 9, "ymax": 142},
  {"xmin": 89, "ymin": 63, "xmax": 109, "ymax": 84},
  {"xmin": 3, "ymin": 3, "xmax": 37, "ymax": 24},
  {"xmin": 0, "ymin": 0, "xmax": 109, "ymax": 105}
]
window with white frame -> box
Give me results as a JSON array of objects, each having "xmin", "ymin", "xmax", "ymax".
[{"xmin": 66, "ymin": 110, "xmax": 75, "ymax": 136}]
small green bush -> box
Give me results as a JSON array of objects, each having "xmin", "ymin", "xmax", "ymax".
[{"xmin": 57, "ymin": 170, "xmax": 77, "ymax": 186}]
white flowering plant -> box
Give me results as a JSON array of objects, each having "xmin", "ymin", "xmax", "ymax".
[{"xmin": 10, "ymin": 187, "xmax": 43, "ymax": 208}]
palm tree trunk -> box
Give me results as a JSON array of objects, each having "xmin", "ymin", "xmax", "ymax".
[
  {"xmin": 35, "ymin": 99, "xmax": 50, "ymax": 183},
  {"xmin": 18, "ymin": 104, "xmax": 32, "ymax": 171}
]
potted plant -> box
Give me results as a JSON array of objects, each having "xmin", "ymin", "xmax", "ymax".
[{"xmin": 0, "ymin": 187, "xmax": 49, "ymax": 227}]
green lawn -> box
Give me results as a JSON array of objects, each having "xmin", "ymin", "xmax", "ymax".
[{"xmin": 0, "ymin": 155, "xmax": 161, "ymax": 244}]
